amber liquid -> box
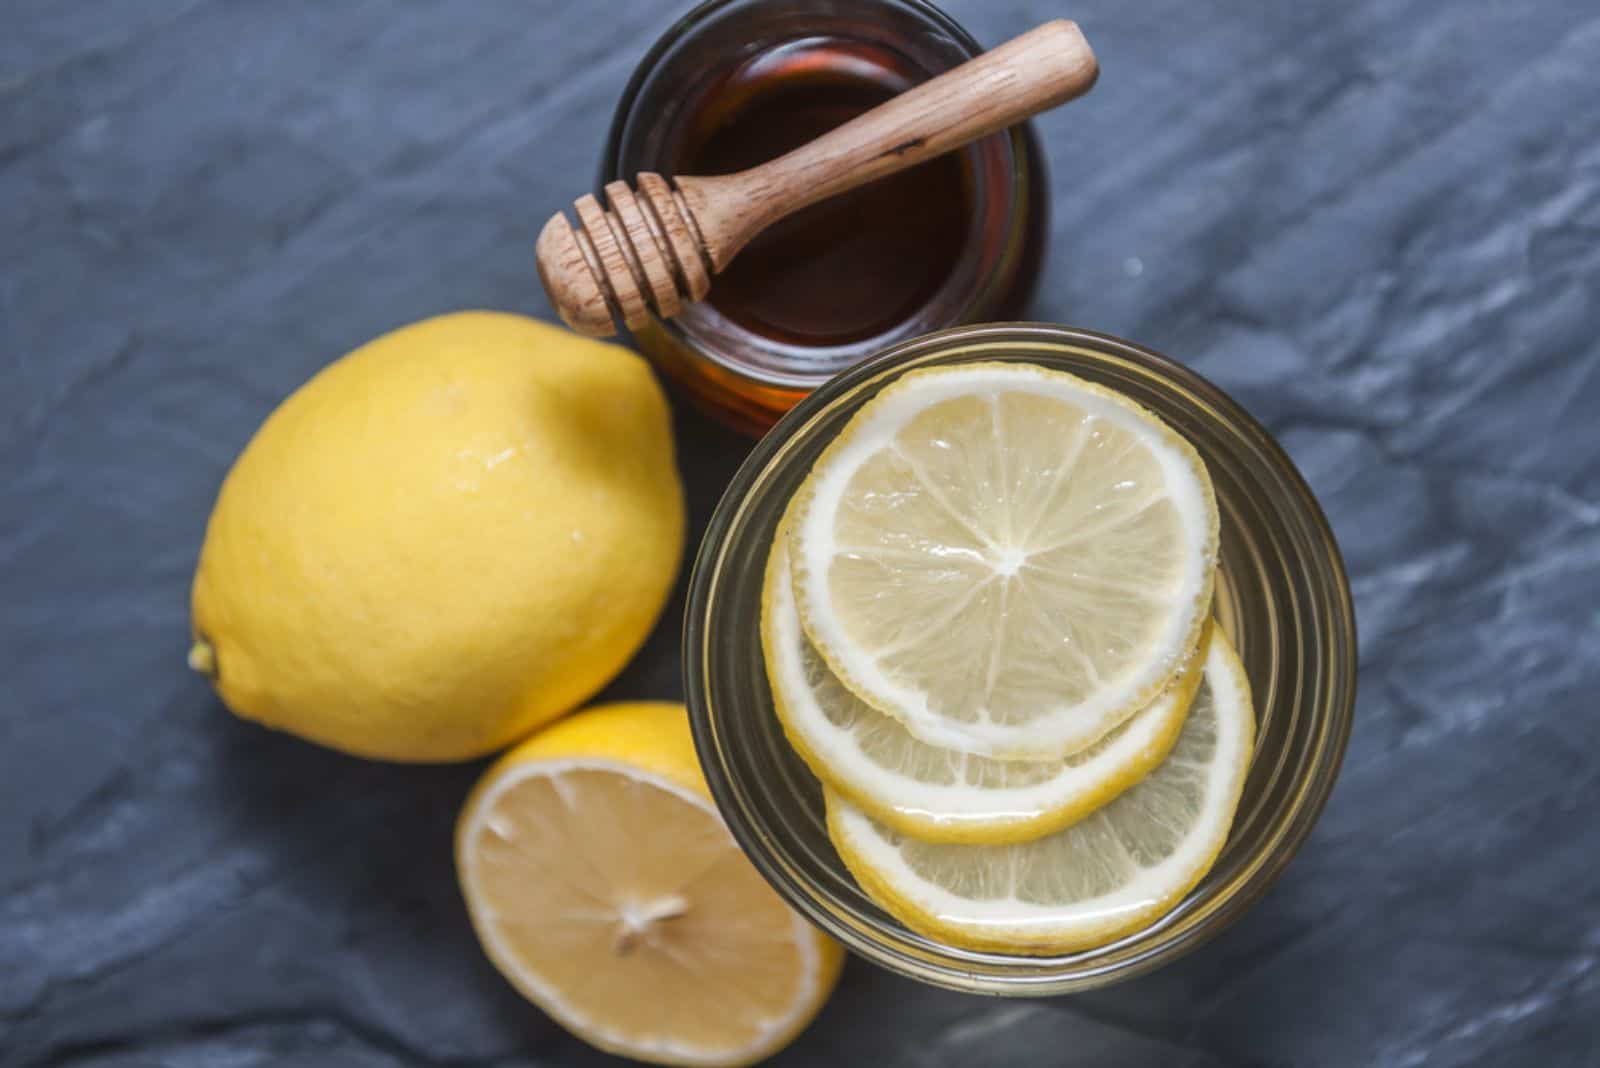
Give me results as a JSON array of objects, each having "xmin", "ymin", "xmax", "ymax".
[{"xmin": 673, "ymin": 39, "xmax": 974, "ymax": 348}]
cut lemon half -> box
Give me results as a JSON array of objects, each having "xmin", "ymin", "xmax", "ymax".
[
  {"xmin": 457, "ymin": 703, "xmax": 843, "ymax": 1067},
  {"xmin": 827, "ymin": 632, "xmax": 1253, "ymax": 955},
  {"xmin": 788, "ymin": 362, "xmax": 1218, "ymax": 759},
  {"xmin": 763, "ymin": 537, "xmax": 1206, "ymax": 845}
]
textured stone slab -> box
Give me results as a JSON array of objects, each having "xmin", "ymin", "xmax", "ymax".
[{"xmin": 4, "ymin": 0, "xmax": 1598, "ymax": 1064}]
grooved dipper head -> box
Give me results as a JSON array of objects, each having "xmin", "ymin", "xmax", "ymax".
[{"xmin": 536, "ymin": 211, "xmax": 618, "ymax": 338}]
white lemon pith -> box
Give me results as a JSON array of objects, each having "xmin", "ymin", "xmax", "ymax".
[
  {"xmin": 827, "ymin": 631, "xmax": 1254, "ymax": 955},
  {"xmin": 762, "ymin": 537, "xmax": 1206, "ymax": 845},
  {"xmin": 190, "ymin": 311, "xmax": 685, "ymax": 761},
  {"xmin": 457, "ymin": 703, "xmax": 843, "ymax": 1068},
  {"xmin": 787, "ymin": 362, "xmax": 1219, "ymax": 760}
]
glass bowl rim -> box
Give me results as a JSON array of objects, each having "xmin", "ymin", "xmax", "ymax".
[{"xmin": 683, "ymin": 322, "xmax": 1358, "ymax": 993}]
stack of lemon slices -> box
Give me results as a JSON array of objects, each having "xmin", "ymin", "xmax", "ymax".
[{"xmin": 761, "ymin": 362, "xmax": 1256, "ymax": 954}]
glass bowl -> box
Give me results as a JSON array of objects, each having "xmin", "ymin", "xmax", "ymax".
[{"xmin": 684, "ymin": 323, "xmax": 1357, "ymax": 994}]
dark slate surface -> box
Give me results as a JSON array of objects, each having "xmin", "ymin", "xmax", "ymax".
[{"xmin": 4, "ymin": 0, "xmax": 1599, "ymax": 1064}]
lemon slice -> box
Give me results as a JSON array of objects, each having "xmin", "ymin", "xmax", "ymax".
[
  {"xmin": 763, "ymin": 537, "xmax": 1205, "ymax": 845},
  {"xmin": 457, "ymin": 703, "xmax": 843, "ymax": 1067},
  {"xmin": 788, "ymin": 362, "xmax": 1218, "ymax": 759},
  {"xmin": 827, "ymin": 631, "xmax": 1253, "ymax": 955}
]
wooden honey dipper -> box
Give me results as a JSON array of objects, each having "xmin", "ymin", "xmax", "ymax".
[{"xmin": 536, "ymin": 20, "xmax": 1098, "ymax": 337}]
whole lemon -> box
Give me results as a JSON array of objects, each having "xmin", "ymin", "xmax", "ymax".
[{"xmin": 189, "ymin": 311, "xmax": 685, "ymax": 762}]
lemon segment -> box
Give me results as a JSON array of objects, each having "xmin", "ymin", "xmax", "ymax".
[
  {"xmin": 763, "ymin": 537, "xmax": 1206, "ymax": 845},
  {"xmin": 457, "ymin": 703, "xmax": 843, "ymax": 1068},
  {"xmin": 826, "ymin": 632, "xmax": 1253, "ymax": 955},
  {"xmin": 788, "ymin": 362, "xmax": 1218, "ymax": 760}
]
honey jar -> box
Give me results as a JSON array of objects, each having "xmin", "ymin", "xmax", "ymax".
[{"xmin": 601, "ymin": 0, "xmax": 1049, "ymax": 433}]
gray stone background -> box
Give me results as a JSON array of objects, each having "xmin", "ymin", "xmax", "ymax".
[{"xmin": 4, "ymin": 0, "xmax": 1598, "ymax": 1064}]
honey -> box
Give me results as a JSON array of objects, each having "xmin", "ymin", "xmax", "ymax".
[{"xmin": 673, "ymin": 39, "xmax": 973, "ymax": 348}]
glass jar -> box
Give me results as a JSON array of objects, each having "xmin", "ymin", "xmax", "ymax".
[
  {"xmin": 601, "ymin": 0, "xmax": 1048, "ymax": 434},
  {"xmin": 684, "ymin": 324, "xmax": 1358, "ymax": 993}
]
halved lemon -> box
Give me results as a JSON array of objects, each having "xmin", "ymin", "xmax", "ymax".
[
  {"xmin": 827, "ymin": 631, "xmax": 1253, "ymax": 955},
  {"xmin": 763, "ymin": 537, "xmax": 1206, "ymax": 845},
  {"xmin": 788, "ymin": 362, "xmax": 1218, "ymax": 759},
  {"xmin": 457, "ymin": 702, "xmax": 843, "ymax": 1067}
]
